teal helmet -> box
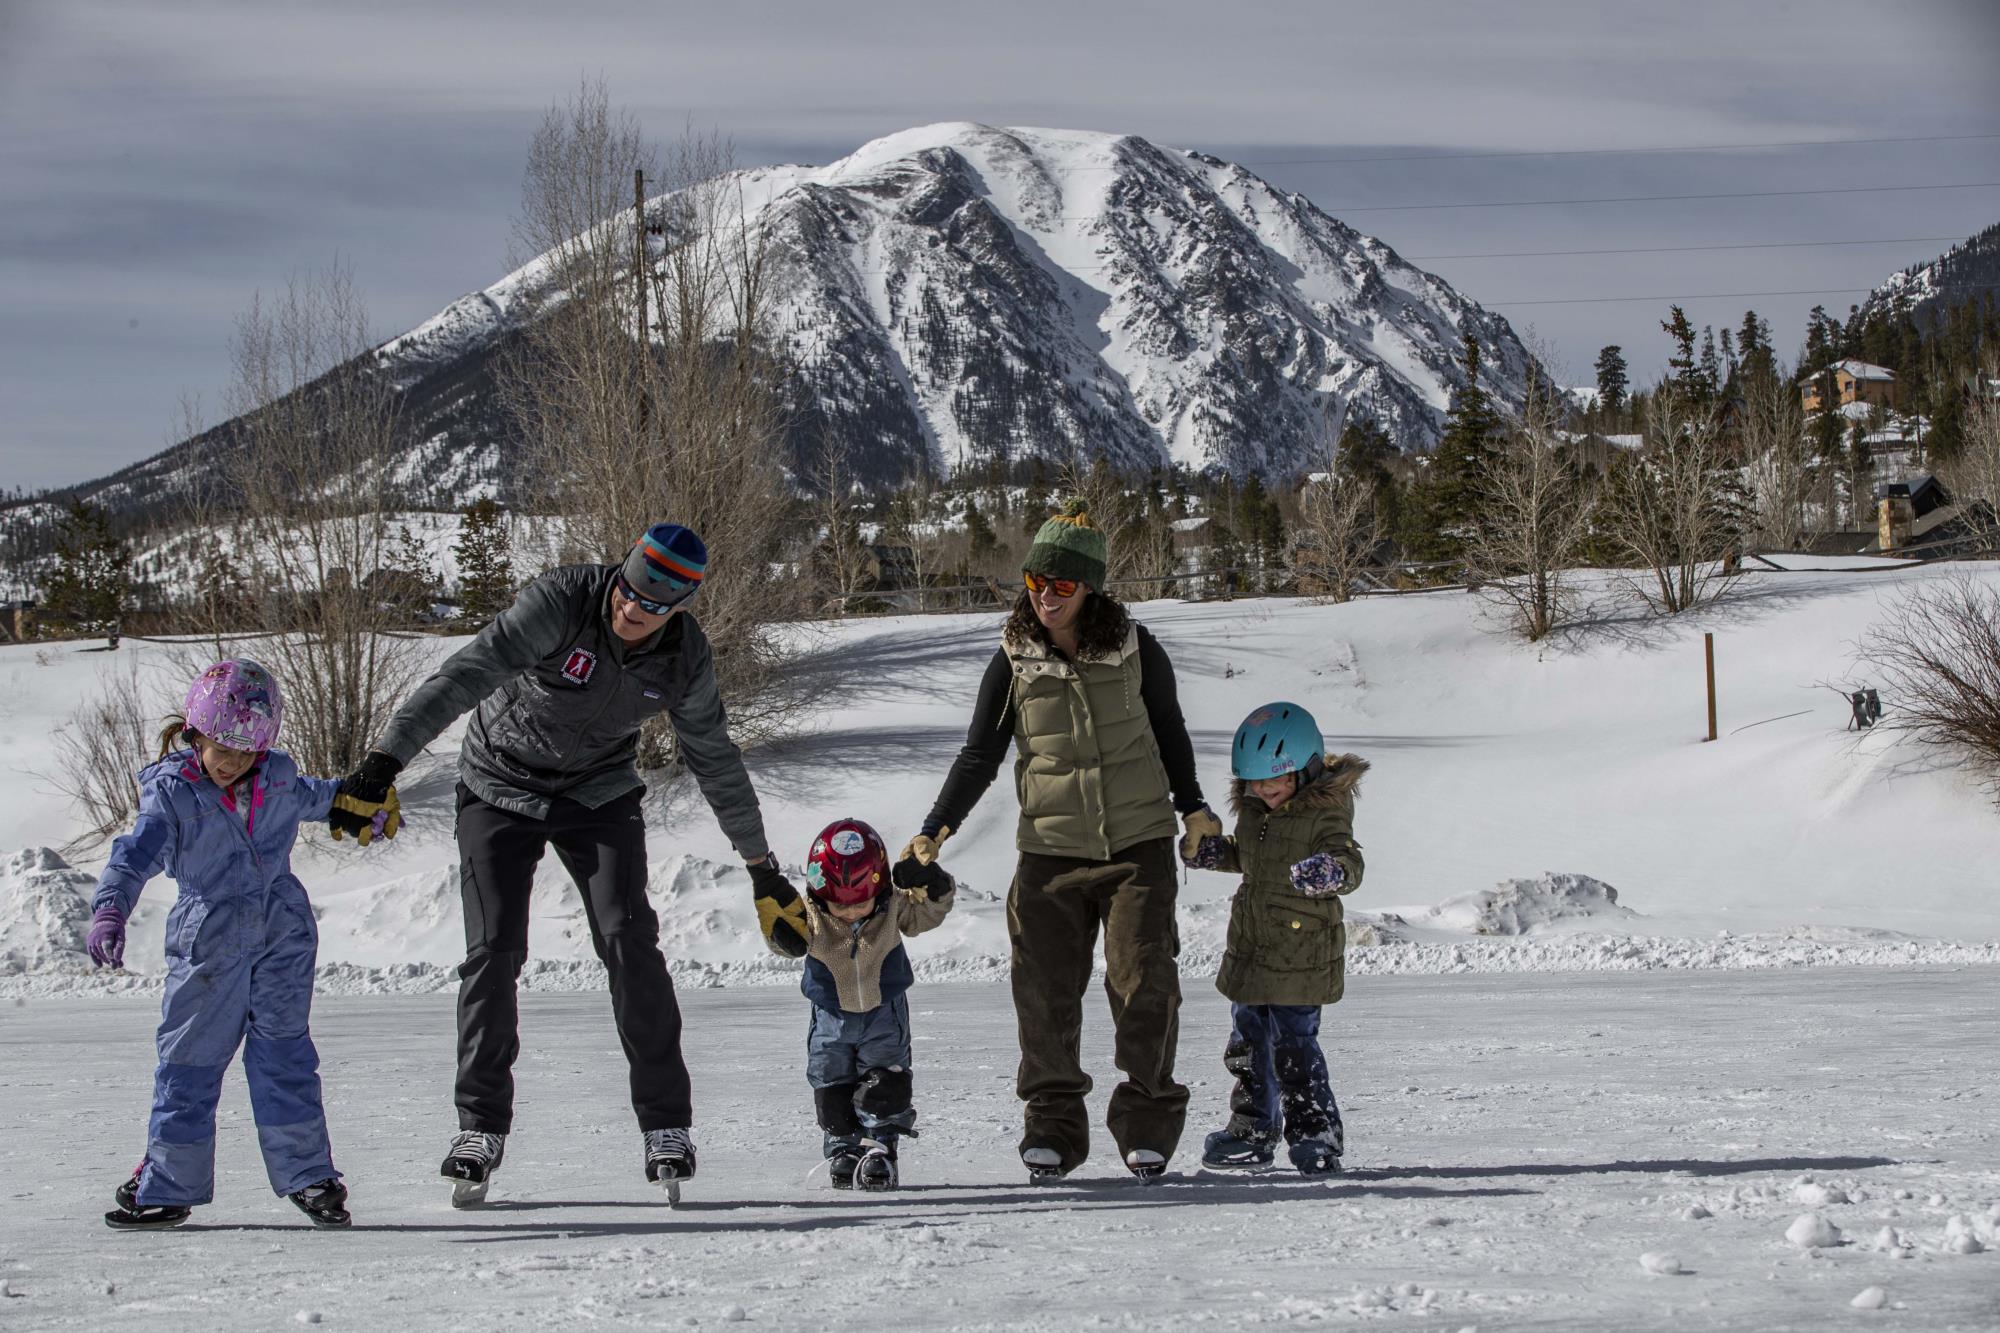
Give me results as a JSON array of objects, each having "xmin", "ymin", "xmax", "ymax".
[{"xmin": 1232, "ymin": 702, "xmax": 1323, "ymax": 781}]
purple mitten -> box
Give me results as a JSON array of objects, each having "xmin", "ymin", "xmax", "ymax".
[
  {"xmin": 87, "ymin": 905, "xmax": 126, "ymax": 968},
  {"xmin": 1289, "ymin": 853, "xmax": 1344, "ymax": 897},
  {"xmin": 1187, "ymin": 835, "xmax": 1227, "ymax": 870}
]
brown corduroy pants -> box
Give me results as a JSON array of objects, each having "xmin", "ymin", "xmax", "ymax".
[{"xmin": 1007, "ymin": 837, "xmax": 1188, "ymax": 1172}]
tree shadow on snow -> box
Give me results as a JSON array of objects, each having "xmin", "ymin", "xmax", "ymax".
[{"xmin": 1351, "ymin": 1153, "xmax": 1897, "ymax": 1181}]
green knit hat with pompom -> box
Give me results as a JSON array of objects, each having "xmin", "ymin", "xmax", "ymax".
[{"xmin": 1023, "ymin": 498, "xmax": 1108, "ymax": 590}]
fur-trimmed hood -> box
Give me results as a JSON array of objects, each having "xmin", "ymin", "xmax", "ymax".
[{"xmin": 1228, "ymin": 752, "xmax": 1368, "ymax": 818}]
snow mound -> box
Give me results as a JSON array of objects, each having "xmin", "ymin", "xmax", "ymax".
[
  {"xmin": 0, "ymin": 848, "xmax": 95, "ymax": 973},
  {"xmin": 1419, "ymin": 873, "xmax": 1639, "ymax": 936}
]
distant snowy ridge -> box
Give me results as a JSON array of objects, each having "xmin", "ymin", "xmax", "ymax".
[{"xmin": 73, "ymin": 123, "xmax": 1538, "ymax": 515}]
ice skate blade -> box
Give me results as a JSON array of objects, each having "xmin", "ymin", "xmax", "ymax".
[
  {"xmin": 1198, "ymin": 1158, "xmax": 1277, "ymax": 1173},
  {"xmin": 104, "ymin": 1209, "xmax": 190, "ymax": 1231},
  {"xmin": 656, "ymin": 1177, "xmax": 682, "ymax": 1206},
  {"xmin": 1026, "ymin": 1166, "xmax": 1067, "ymax": 1186},
  {"xmin": 450, "ymin": 1178, "xmax": 490, "ymax": 1209}
]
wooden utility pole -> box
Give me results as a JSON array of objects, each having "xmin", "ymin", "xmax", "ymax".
[{"xmin": 1704, "ymin": 632, "xmax": 1717, "ymax": 742}]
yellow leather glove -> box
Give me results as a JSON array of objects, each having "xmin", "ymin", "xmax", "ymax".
[
  {"xmin": 331, "ymin": 786, "xmax": 402, "ymax": 846},
  {"xmin": 897, "ymin": 824, "xmax": 952, "ymax": 867},
  {"xmin": 1178, "ymin": 806, "xmax": 1223, "ymax": 863},
  {"xmin": 749, "ymin": 859, "xmax": 809, "ymax": 958}
]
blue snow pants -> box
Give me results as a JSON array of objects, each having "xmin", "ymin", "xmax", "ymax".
[
  {"xmin": 806, "ymin": 995, "xmax": 914, "ymax": 1155},
  {"xmin": 136, "ymin": 885, "xmax": 338, "ymax": 1205},
  {"xmin": 1224, "ymin": 1003, "xmax": 1343, "ymax": 1151}
]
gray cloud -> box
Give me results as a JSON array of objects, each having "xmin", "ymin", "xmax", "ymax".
[{"xmin": 2, "ymin": 0, "xmax": 1996, "ymax": 489}]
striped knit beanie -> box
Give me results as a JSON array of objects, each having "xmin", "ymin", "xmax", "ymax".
[
  {"xmin": 620, "ymin": 522, "xmax": 707, "ymax": 602},
  {"xmin": 1023, "ymin": 498, "xmax": 1107, "ymax": 590}
]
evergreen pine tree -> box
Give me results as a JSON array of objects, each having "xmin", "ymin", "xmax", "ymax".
[
  {"xmin": 1594, "ymin": 345, "xmax": 1629, "ymax": 422},
  {"xmin": 42, "ymin": 499, "xmax": 129, "ymax": 633},
  {"xmin": 454, "ymin": 498, "xmax": 516, "ymax": 619},
  {"xmin": 1420, "ymin": 331, "xmax": 1503, "ymax": 562},
  {"xmin": 963, "ymin": 494, "xmax": 998, "ymax": 566}
]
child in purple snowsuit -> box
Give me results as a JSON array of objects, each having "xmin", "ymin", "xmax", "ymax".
[{"xmin": 87, "ymin": 659, "xmax": 400, "ymax": 1230}]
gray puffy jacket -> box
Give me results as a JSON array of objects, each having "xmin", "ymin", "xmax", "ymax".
[{"xmin": 376, "ymin": 563, "xmax": 769, "ymax": 859}]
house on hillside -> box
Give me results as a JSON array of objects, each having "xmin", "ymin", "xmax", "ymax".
[
  {"xmin": 1801, "ymin": 359, "xmax": 1898, "ymax": 413},
  {"xmin": 1871, "ymin": 474, "xmax": 1993, "ymax": 558}
]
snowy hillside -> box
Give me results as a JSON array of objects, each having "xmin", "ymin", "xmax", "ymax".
[
  {"xmin": 1858, "ymin": 220, "xmax": 2000, "ymax": 326},
  {"xmin": 72, "ymin": 124, "xmax": 1536, "ymax": 516},
  {"xmin": 5, "ymin": 560, "xmax": 1999, "ymax": 994}
]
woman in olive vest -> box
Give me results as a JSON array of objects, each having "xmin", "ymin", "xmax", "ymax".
[{"xmin": 897, "ymin": 500, "xmax": 1221, "ymax": 1181}]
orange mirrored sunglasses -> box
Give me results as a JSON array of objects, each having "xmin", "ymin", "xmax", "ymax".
[{"xmin": 1022, "ymin": 571, "xmax": 1080, "ymax": 598}]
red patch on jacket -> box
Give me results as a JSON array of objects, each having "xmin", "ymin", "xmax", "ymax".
[{"xmin": 561, "ymin": 649, "xmax": 597, "ymax": 685}]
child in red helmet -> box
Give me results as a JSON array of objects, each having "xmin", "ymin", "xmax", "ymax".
[{"xmin": 778, "ymin": 817, "xmax": 957, "ymax": 1189}]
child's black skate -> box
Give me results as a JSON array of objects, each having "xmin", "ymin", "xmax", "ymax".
[
  {"xmin": 288, "ymin": 1178, "xmax": 351, "ymax": 1228},
  {"xmin": 855, "ymin": 1139, "xmax": 898, "ymax": 1191},
  {"xmin": 644, "ymin": 1128, "xmax": 696, "ymax": 1205},
  {"xmin": 104, "ymin": 1171, "xmax": 191, "ymax": 1231},
  {"xmin": 1289, "ymin": 1136, "xmax": 1342, "ymax": 1177},
  {"xmin": 826, "ymin": 1144, "xmax": 864, "ymax": 1190},
  {"xmin": 1201, "ymin": 1125, "xmax": 1278, "ymax": 1170},
  {"xmin": 1124, "ymin": 1148, "xmax": 1168, "ymax": 1183},
  {"xmin": 440, "ymin": 1130, "xmax": 505, "ymax": 1208},
  {"xmin": 1022, "ymin": 1146, "xmax": 1067, "ymax": 1185}
]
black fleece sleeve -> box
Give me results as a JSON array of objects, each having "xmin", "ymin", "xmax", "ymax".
[
  {"xmin": 1137, "ymin": 624, "xmax": 1206, "ymax": 815},
  {"xmin": 921, "ymin": 648, "xmax": 1016, "ymax": 837}
]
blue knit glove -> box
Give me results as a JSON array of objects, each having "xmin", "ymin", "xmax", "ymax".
[{"xmin": 1289, "ymin": 853, "xmax": 1344, "ymax": 897}]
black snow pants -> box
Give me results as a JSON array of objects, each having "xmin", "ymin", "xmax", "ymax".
[{"xmin": 453, "ymin": 784, "xmax": 689, "ymax": 1134}]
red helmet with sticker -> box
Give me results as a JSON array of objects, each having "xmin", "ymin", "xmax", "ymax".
[{"xmin": 804, "ymin": 818, "xmax": 890, "ymax": 907}]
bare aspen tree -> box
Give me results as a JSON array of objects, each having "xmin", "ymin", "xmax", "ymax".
[
  {"xmin": 813, "ymin": 437, "xmax": 870, "ymax": 612},
  {"xmin": 1740, "ymin": 362, "xmax": 1809, "ymax": 551},
  {"xmin": 1462, "ymin": 398, "xmax": 1595, "ymax": 640},
  {"xmin": 503, "ymin": 80, "xmax": 803, "ymax": 749},
  {"xmin": 218, "ymin": 263, "xmax": 424, "ymax": 774},
  {"xmin": 1938, "ymin": 354, "xmax": 2000, "ymax": 550},
  {"xmin": 1602, "ymin": 394, "xmax": 1747, "ymax": 615},
  {"xmin": 1292, "ymin": 397, "xmax": 1378, "ymax": 604}
]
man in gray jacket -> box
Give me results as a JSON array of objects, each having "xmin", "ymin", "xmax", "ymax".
[{"xmin": 333, "ymin": 522, "xmax": 808, "ymax": 1205}]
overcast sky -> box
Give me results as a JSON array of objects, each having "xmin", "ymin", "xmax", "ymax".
[{"xmin": 4, "ymin": 0, "xmax": 1998, "ymax": 490}]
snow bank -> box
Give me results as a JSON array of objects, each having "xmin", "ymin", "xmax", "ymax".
[
  {"xmin": 0, "ymin": 848, "xmax": 94, "ymax": 973},
  {"xmin": 1410, "ymin": 872, "xmax": 1638, "ymax": 936}
]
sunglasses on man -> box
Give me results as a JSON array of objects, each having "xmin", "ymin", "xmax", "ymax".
[
  {"xmin": 1022, "ymin": 571, "xmax": 1081, "ymax": 599},
  {"xmin": 615, "ymin": 573, "xmax": 695, "ymax": 616}
]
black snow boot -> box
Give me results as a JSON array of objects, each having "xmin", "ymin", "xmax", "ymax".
[
  {"xmin": 289, "ymin": 1178, "xmax": 352, "ymax": 1228},
  {"xmin": 105, "ymin": 1171, "xmax": 192, "ymax": 1231}
]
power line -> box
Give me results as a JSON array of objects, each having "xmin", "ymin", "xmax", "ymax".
[
  {"xmin": 1334, "ymin": 180, "xmax": 2000, "ymax": 214},
  {"xmin": 1405, "ymin": 235, "xmax": 1972, "ymax": 261},
  {"xmin": 1236, "ymin": 132, "xmax": 2000, "ymax": 169},
  {"xmin": 1482, "ymin": 284, "xmax": 1997, "ymax": 308}
]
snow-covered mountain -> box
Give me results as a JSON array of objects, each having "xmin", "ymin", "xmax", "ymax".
[
  {"xmin": 65, "ymin": 124, "xmax": 1539, "ymax": 515},
  {"xmin": 1857, "ymin": 220, "xmax": 2000, "ymax": 327}
]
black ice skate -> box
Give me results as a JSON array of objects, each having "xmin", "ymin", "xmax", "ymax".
[
  {"xmin": 644, "ymin": 1128, "xmax": 696, "ymax": 1205},
  {"xmin": 855, "ymin": 1138, "xmax": 898, "ymax": 1191},
  {"xmin": 1124, "ymin": 1148, "xmax": 1168, "ymax": 1183},
  {"xmin": 104, "ymin": 1171, "xmax": 191, "ymax": 1231},
  {"xmin": 1022, "ymin": 1145, "xmax": 1067, "ymax": 1185},
  {"xmin": 1289, "ymin": 1136, "xmax": 1342, "ymax": 1177},
  {"xmin": 826, "ymin": 1143, "xmax": 864, "ymax": 1190},
  {"xmin": 1201, "ymin": 1124, "xmax": 1278, "ymax": 1170},
  {"xmin": 288, "ymin": 1178, "xmax": 351, "ymax": 1228},
  {"xmin": 439, "ymin": 1130, "xmax": 506, "ymax": 1208}
]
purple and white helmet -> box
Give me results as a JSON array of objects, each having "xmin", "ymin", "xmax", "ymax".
[{"xmin": 183, "ymin": 658, "xmax": 284, "ymax": 753}]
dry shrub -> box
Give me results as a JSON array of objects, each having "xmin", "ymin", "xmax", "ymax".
[
  {"xmin": 1857, "ymin": 571, "xmax": 2000, "ymax": 799},
  {"xmin": 50, "ymin": 659, "xmax": 160, "ymax": 853}
]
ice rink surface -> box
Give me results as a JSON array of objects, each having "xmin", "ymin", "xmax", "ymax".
[{"xmin": 3, "ymin": 968, "xmax": 1995, "ymax": 1331}]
